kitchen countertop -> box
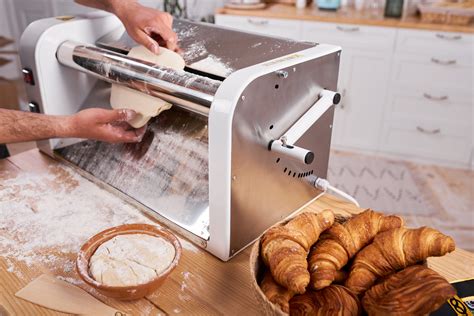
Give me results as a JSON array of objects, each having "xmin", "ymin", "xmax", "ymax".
[
  {"xmin": 1, "ymin": 149, "xmax": 473, "ymax": 315},
  {"xmin": 216, "ymin": 3, "xmax": 474, "ymax": 34}
]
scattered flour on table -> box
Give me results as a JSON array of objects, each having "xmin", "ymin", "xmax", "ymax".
[
  {"xmin": 0, "ymin": 165, "xmax": 152, "ymax": 277},
  {"xmin": 189, "ymin": 54, "xmax": 233, "ymax": 77}
]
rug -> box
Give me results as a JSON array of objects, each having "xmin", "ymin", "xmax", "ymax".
[{"xmin": 327, "ymin": 150, "xmax": 441, "ymax": 217}]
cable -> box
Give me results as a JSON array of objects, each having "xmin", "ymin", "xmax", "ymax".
[{"xmin": 313, "ymin": 177, "xmax": 360, "ymax": 208}]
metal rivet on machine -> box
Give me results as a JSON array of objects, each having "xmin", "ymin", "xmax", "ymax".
[{"xmin": 276, "ymin": 70, "xmax": 288, "ymax": 79}]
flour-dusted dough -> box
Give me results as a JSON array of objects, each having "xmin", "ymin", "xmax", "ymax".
[
  {"xmin": 110, "ymin": 46, "xmax": 185, "ymax": 128},
  {"xmin": 89, "ymin": 234, "xmax": 176, "ymax": 287}
]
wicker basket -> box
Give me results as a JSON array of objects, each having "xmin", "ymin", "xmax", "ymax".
[{"xmin": 249, "ymin": 240, "xmax": 289, "ymax": 316}]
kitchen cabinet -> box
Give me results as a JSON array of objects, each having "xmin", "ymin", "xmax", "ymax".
[
  {"xmin": 331, "ymin": 49, "xmax": 391, "ymax": 150},
  {"xmin": 215, "ymin": 15, "xmax": 304, "ymax": 40},
  {"xmin": 215, "ymin": 14, "xmax": 474, "ymax": 169},
  {"xmin": 301, "ymin": 21, "xmax": 395, "ymax": 150}
]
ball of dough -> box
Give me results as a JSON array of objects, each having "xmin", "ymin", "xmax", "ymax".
[{"xmin": 89, "ymin": 234, "xmax": 176, "ymax": 287}]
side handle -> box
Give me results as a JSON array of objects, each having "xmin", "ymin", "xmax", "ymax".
[{"xmin": 269, "ymin": 89, "xmax": 341, "ymax": 165}]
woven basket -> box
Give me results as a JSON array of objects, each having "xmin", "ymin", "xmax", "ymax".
[
  {"xmin": 249, "ymin": 240, "xmax": 289, "ymax": 316},
  {"xmin": 248, "ymin": 211, "xmax": 352, "ymax": 315}
]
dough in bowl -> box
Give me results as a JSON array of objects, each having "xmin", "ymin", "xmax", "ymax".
[
  {"xmin": 89, "ymin": 234, "xmax": 176, "ymax": 287},
  {"xmin": 110, "ymin": 46, "xmax": 186, "ymax": 128}
]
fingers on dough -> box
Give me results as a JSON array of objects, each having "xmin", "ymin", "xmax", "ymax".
[{"xmin": 110, "ymin": 46, "xmax": 186, "ymax": 128}]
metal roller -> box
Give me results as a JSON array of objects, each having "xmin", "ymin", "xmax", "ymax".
[{"xmin": 56, "ymin": 41, "xmax": 221, "ymax": 116}]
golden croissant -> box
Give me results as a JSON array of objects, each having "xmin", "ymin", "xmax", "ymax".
[
  {"xmin": 289, "ymin": 285, "xmax": 361, "ymax": 316},
  {"xmin": 362, "ymin": 265, "xmax": 456, "ymax": 316},
  {"xmin": 260, "ymin": 271, "xmax": 295, "ymax": 314},
  {"xmin": 308, "ymin": 209, "xmax": 403, "ymax": 290},
  {"xmin": 345, "ymin": 227, "xmax": 455, "ymax": 295},
  {"xmin": 261, "ymin": 210, "xmax": 335, "ymax": 294}
]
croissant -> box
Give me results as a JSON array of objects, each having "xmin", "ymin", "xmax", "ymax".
[
  {"xmin": 308, "ymin": 210, "xmax": 403, "ymax": 290},
  {"xmin": 289, "ymin": 285, "xmax": 361, "ymax": 316},
  {"xmin": 261, "ymin": 210, "xmax": 335, "ymax": 293},
  {"xmin": 345, "ymin": 227, "xmax": 455, "ymax": 295},
  {"xmin": 362, "ymin": 265, "xmax": 456, "ymax": 316},
  {"xmin": 260, "ymin": 271, "xmax": 295, "ymax": 314}
]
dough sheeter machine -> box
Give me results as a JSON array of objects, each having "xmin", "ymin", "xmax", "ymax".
[{"xmin": 19, "ymin": 12, "xmax": 341, "ymax": 261}]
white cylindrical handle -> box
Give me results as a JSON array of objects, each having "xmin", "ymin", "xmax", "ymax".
[
  {"xmin": 284, "ymin": 89, "xmax": 341, "ymax": 145},
  {"xmin": 269, "ymin": 139, "xmax": 314, "ymax": 165},
  {"xmin": 268, "ymin": 89, "xmax": 340, "ymax": 165}
]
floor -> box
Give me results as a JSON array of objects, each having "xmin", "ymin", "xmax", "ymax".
[
  {"xmin": 5, "ymin": 143, "xmax": 474, "ymax": 251},
  {"xmin": 328, "ymin": 150, "xmax": 473, "ymax": 251}
]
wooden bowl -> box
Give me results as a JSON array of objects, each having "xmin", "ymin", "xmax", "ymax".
[{"xmin": 77, "ymin": 223, "xmax": 181, "ymax": 301}]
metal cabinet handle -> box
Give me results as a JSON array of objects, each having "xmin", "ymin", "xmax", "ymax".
[
  {"xmin": 436, "ymin": 33, "xmax": 462, "ymax": 40},
  {"xmin": 431, "ymin": 57, "xmax": 456, "ymax": 65},
  {"xmin": 416, "ymin": 126, "xmax": 441, "ymax": 134},
  {"xmin": 336, "ymin": 25, "xmax": 360, "ymax": 32},
  {"xmin": 423, "ymin": 93, "xmax": 448, "ymax": 101},
  {"xmin": 247, "ymin": 18, "xmax": 269, "ymax": 26}
]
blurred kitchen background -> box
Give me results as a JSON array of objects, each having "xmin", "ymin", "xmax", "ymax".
[{"xmin": 0, "ymin": 0, "xmax": 472, "ymax": 249}]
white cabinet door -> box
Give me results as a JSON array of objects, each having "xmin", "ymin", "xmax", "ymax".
[
  {"xmin": 52, "ymin": 0, "xmax": 96, "ymax": 16},
  {"xmin": 302, "ymin": 21, "xmax": 397, "ymax": 52},
  {"xmin": 0, "ymin": 0, "xmax": 17, "ymax": 52},
  {"xmin": 332, "ymin": 48, "xmax": 391, "ymax": 150},
  {"xmin": 215, "ymin": 15, "xmax": 304, "ymax": 40},
  {"xmin": 13, "ymin": 0, "xmax": 54, "ymax": 35}
]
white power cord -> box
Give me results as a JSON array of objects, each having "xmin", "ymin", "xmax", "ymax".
[{"xmin": 314, "ymin": 177, "xmax": 360, "ymax": 208}]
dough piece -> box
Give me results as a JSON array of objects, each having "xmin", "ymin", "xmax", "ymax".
[
  {"xmin": 89, "ymin": 234, "xmax": 176, "ymax": 287},
  {"xmin": 110, "ymin": 46, "xmax": 185, "ymax": 128}
]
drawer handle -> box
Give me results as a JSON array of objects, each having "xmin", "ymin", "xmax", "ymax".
[
  {"xmin": 423, "ymin": 93, "xmax": 448, "ymax": 101},
  {"xmin": 336, "ymin": 26, "xmax": 360, "ymax": 32},
  {"xmin": 416, "ymin": 126, "xmax": 441, "ymax": 134},
  {"xmin": 436, "ymin": 33, "xmax": 462, "ymax": 41},
  {"xmin": 247, "ymin": 18, "xmax": 269, "ymax": 26},
  {"xmin": 431, "ymin": 57, "xmax": 456, "ymax": 65}
]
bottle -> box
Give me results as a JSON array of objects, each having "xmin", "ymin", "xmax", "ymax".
[
  {"xmin": 296, "ymin": 0, "xmax": 307, "ymax": 8},
  {"xmin": 384, "ymin": 0, "xmax": 404, "ymax": 17}
]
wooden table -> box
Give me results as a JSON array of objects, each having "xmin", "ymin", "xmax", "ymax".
[{"xmin": 1, "ymin": 149, "xmax": 473, "ymax": 315}]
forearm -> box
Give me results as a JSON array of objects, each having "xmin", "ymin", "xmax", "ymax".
[
  {"xmin": 74, "ymin": 0, "xmax": 137, "ymax": 16},
  {"xmin": 0, "ymin": 109, "xmax": 73, "ymax": 144}
]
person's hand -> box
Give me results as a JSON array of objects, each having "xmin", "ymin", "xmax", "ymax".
[
  {"xmin": 67, "ymin": 108, "xmax": 146, "ymax": 143},
  {"xmin": 114, "ymin": 2, "xmax": 178, "ymax": 53}
]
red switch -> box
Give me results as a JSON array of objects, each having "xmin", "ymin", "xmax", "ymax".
[{"xmin": 22, "ymin": 68, "xmax": 35, "ymax": 86}]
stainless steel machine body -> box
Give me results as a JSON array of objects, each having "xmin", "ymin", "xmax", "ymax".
[{"xmin": 19, "ymin": 15, "xmax": 341, "ymax": 260}]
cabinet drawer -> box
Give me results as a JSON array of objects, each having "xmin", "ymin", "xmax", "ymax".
[
  {"xmin": 386, "ymin": 85, "xmax": 472, "ymax": 124},
  {"xmin": 0, "ymin": 54, "xmax": 21, "ymax": 80},
  {"xmin": 302, "ymin": 21, "xmax": 396, "ymax": 51},
  {"xmin": 396, "ymin": 29, "xmax": 474, "ymax": 56},
  {"xmin": 391, "ymin": 53, "xmax": 473, "ymax": 90},
  {"xmin": 215, "ymin": 15, "xmax": 303, "ymax": 40},
  {"xmin": 381, "ymin": 119, "xmax": 472, "ymax": 164}
]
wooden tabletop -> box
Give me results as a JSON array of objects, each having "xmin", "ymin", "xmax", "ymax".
[
  {"xmin": 216, "ymin": 3, "xmax": 474, "ymax": 34},
  {"xmin": 1, "ymin": 149, "xmax": 473, "ymax": 315}
]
